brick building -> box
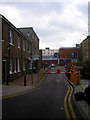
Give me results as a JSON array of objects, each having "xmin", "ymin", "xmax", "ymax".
[
  {"xmin": 0, "ymin": 14, "xmax": 40, "ymax": 83},
  {"xmin": 59, "ymin": 47, "xmax": 80, "ymax": 65},
  {"xmin": 18, "ymin": 27, "xmax": 40, "ymax": 72},
  {"xmin": 80, "ymin": 36, "xmax": 90, "ymax": 63}
]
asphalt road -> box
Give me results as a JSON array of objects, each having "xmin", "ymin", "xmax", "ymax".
[{"xmin": 2, "ymin": 66, "xmax": 84, "ymax": 119}]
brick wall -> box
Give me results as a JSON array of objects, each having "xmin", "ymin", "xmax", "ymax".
[{"xmin": 2, "ymin": 17, "xmax": 31, "ymax": 82}]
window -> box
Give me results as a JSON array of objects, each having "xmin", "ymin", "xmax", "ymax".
[
  {"xmin": 10, "ymin": 59, "xmax": 12, "ymax": 74},
  {"xmin": 23, "ymin": 60, "xmax": 25, "ymax": 71},
  {"xmin": 18, "ymin": 36, "xmax": 20, "ymax": 48},
  {"xmin": 23, "ymin": 40, "xmax": 25, "ymax": 50},
  {"xmin": 14, "ymin": 59, "xmax": 17, "ymax": 73},
  {"xmin": 10, "ymin": 29, "xmax": 13, "ymax": 44},
  {"xmin": 28, "ymin": 32, "xmax": 30, "ymax": 37},
  {"xmin": 18, "ymin": 59, "xmax": 20, "ymax": 72},
  {"xmin": 27, "ymin": 41, "xmax": 30, "ymax": 51}
]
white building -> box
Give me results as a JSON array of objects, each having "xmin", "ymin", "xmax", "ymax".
[{"xmin": 42, "ymin": 48, "xmax": 59, "ymax": 56}]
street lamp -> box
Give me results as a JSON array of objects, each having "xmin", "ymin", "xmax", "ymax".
[{"xmin": 31, "ymin": 39, "xmax": 33, "ymax": 84}]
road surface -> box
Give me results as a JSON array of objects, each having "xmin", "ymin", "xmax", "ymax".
[{"xmin": 2, "ymin": 66, "xmax": 84, "ymax": 119}]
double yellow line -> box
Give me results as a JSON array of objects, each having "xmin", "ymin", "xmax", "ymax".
[{"xmin": 64, "ymin": 80, "xmax": 76, "ymax": 120}]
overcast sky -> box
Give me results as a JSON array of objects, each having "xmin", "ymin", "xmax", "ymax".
[{"xmin": 0, "ymin": 0, "xmax": 89, "ymax": 49}]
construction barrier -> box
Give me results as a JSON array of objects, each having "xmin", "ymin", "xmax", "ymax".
[{"xmin": 46, "ymin": 69, "xmax": 80, "ymax": 85}]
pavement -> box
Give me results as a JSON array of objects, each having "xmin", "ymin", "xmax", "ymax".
[
  {"xmin": 1, "ymin": 71, "xmax": 90, "ymax": 119},
  {"xmin": 69, "ymin": 79, "xmax": 90, "ymax": 120}
]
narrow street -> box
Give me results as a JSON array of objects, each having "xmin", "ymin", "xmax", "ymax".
[{"xmin": 2, "ymin": 66, "xmax": 84, "ymax": 119}]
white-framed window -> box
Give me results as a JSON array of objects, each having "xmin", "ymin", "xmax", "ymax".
[
  {"xmin": 23, "ymin": 39, "xmax": 25, "ymax": 50},
  {"xmin": 23, "ymin": 60, "xmax": 25, "ymax": 71},
  {"xmin": 9, "ymin": 58, "xmax": 13, "ymax": 74},
  {"xmin": 18, "ymin": 36, "xmax": 20, "ymax": 48},
  {"xmin": 14, "ymin": 59, "xmax": 17, "ymax": 73},
  {"xmin": 10, "ymin": 29, "xmax": 13, "ymax": 44},
  {"xmin": 18, "ymin": 58, "xmax": 20, "ymax": 72}
]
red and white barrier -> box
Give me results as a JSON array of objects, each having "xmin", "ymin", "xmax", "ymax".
[{"xmin": 46, "ymin": 69, "xmax": 71, "ymax": 74}]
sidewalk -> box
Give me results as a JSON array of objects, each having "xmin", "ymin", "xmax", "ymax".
[
  {"xmin": 2, "ymin": 67, "xmax": 50, "ymax": 97},
  {"xmin": 71, "ymin": 79, "xmax": 90, "ymax": 120}
]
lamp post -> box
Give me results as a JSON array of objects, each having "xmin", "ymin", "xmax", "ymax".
[
  {"xmin": 24, "ymin": 58, "xmax": 27, "ymax": 86},
  {"xmin": 31, "ymin": 39, "xmax": 33, "ymax": 84},
  {"xmin": 6, "ymin": 40, "xmax": 10, "ymax": 85}
]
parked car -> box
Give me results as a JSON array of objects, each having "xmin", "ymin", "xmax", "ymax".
[
  {"xmin": 75, "ymin": 66, "xmax": 84, "ymax": 71},
  {"xmin": 50, "ymin": 64, "xmax": 56, "ymax": 67},
  {"xmin": 85, "ymin": 84, "xmax": 90, "ymax": 104},
  {"xmin": 74, "ymin": 84, "xmax": 90, "ymax": 105},
  {"xmin": 75, "ymin": 66, "xmax": 85, "ymax": 78}
]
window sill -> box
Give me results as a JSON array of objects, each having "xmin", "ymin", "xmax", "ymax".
[
  {"xmin": 29, "ymin": 68, "xmax": 32, "ymax": 70},
  {"xmin": 18, "ymin": 47, "xmax": 21, "ymax": 49},
  {"xmin": 14, "ymin": 71, "xmax": 17, "ymax": 73},
  {"xmin": 10, "ymin": 43, "xmax": 14, "ymax": 46},
  {"xmin": 9, "ymin": 71, "xmax": 13, "ymax": 74},
  {"xmin": 28, "ymin": 51, "xmax": 30, "ymax": 53},
  {"xmin": 23, "ymin": 49, "xmax": 25, "ymax": 51}
]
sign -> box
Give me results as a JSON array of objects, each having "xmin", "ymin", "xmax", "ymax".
[
  {"xmin": 71, "ymin": 53, "xmax": 77, "ymax": 59},
  {"xmin": 64, "ymin": 60, "xmax": 67, "ymax": 63},
  {"xmin": 54, "ymin": 53, "xmax": 59, "ymax": 58}
]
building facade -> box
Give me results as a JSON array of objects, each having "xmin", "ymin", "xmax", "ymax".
[
  {"xmin": 42, "ymin": 48, "xmax": 59, "ymax": 65},
  {"xmin": 59, "ymin": 47, "xmax": 80, "ymax": 65},
  {"xmin": 0, "ymin": 14, "xmax": 40, "ymax": 83},
  {"xmin": 80, "ymin": 36, "xmax": 90, "ymax": 63},
  {"xmin": 18, "ymin": 27, "xmax": 40, "ymax": 72},
  {"xmin": 42, "ymin": 47, "xmax": 59, "ymax": 56}
]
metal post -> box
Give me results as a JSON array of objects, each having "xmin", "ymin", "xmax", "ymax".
[
  {"xmin": 31, "ymin": 38, "xmax": 33, "ymax": 84},
  {"xmin": 24, "ymin": 59, "xmax": 27, "ymax": 86},
  {"xmin": 38, "ymin": 70, "xmax": 39, "ymax": 82},
  {"xmin": 31, "ymin": 62, "xmax": 33, "ymax": 84},
  {"xmin": 6, "ymin": 44, "xmax": 10, "ymax": 85},
  {"xmin": 24, "ymin": 75, "xmax": 26, "ymax": 86}
]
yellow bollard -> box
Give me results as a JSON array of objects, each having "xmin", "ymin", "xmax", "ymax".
[
  {"xmin": 70, "ymin": 70, "xmax": 77, "ymax": 85},
  {"xmin": 40, "ymin": 69, "xmax": 43, "ymax": 80}
]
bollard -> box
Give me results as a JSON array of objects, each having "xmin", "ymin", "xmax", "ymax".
[
  {"xmin": 40, "ymin": 69, "xmax": 43, "ymax": 80},
  {"xmin": 24, "ymin": 75, "xmax": 26, "ymax": 86},
  {"xmin": 70, "ymin": 70, "xmax": 77, "ymax": 85}
]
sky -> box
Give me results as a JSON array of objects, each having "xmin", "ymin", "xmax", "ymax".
[{"xmin": 0, "ymin": 0, "xmax": 89, "ymax": 49}]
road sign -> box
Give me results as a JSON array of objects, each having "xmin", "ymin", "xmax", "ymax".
[{"xmin": 71, "ymin": 53, "xmax": 77, "ymax": 59}]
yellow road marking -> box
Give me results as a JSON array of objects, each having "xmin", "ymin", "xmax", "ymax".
[
  {"xmin": 1, "ymin": 87, "xmax": 40, "ymax": 100},
  {"xmin": 64, "ymin": 80, "xmax": 71, "ymax": 120},
  {"xmin": 67, "ymin": 81, "xmax": 77, "ymax": 119}
]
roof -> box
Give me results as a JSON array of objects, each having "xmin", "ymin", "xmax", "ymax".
[
  {"xmin": 0, "ymin": 14, "xmax": 30, "ymax": 42},
  {"xmin": 59, "ymin": 47, "xmax": 75, "ymax": 49},
  {"xmin": 42, "ymin": 55, "xmax": 58, "ymax": 60}
]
